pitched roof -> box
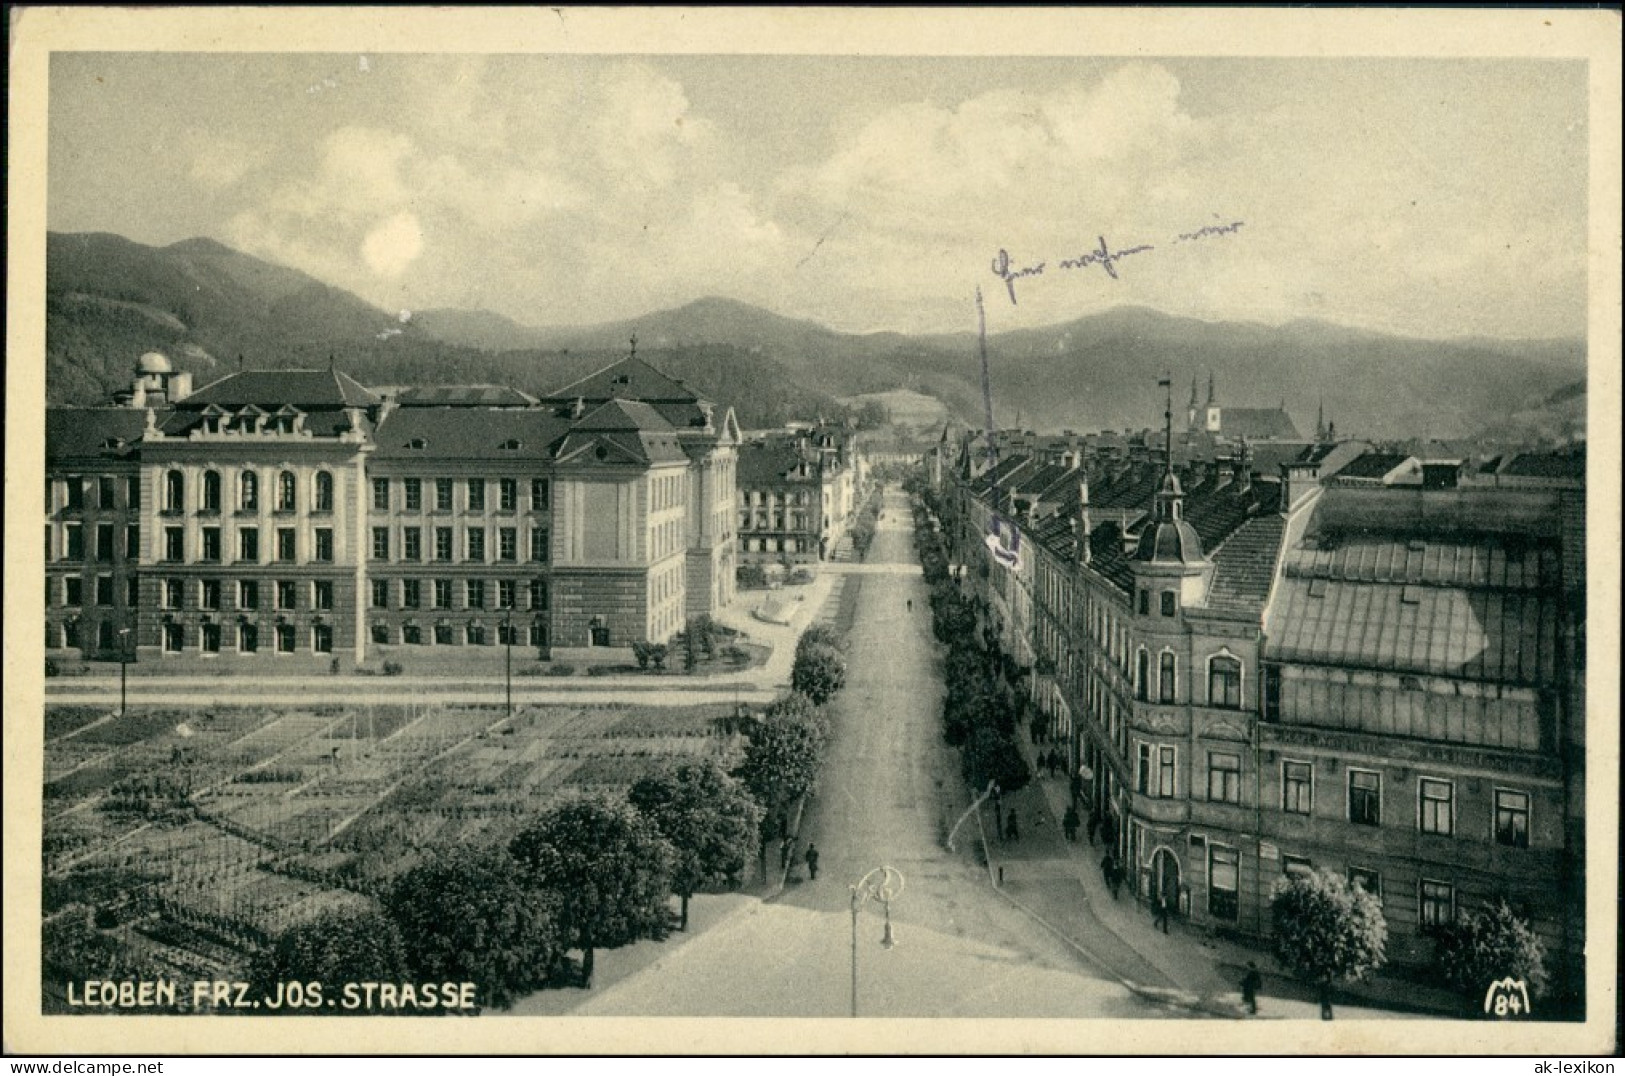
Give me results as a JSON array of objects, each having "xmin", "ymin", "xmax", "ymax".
[
  {"xmin": 46, "ymin": 408, "xmax": 152, "ymax": 463},
  {"xmin": 1217, "ymin": 407, "xmax": 1301, "ymax": 440},
  {"xmin": 553, "ymin": 399, "xmax": 689, "ymax": 465},
  {"xmin": 1336, "ymin": 451, "xmax": 1415, "ymax": 480},
  {"xmin": 1204, "ymin": 514, "xmax": 1287, "ymax": 617},
  {"xmin": 396, "ymin": 385, "xmax": 538, "ymax": 407},
  {"xmin": 1265, "ymin": 493, "xmax": 1564, "ymax": 687},
  {"xmin": 539, "ymin": 357, "xmax": 702, "ymax": 404},
  {"xmin": 371, "ymin": 408, "xmax": 572, "ymax": 460},
  {"xmin": 184, "ymin": 369, "xmax": 380, "ymax": 408},
  {"xmin": 1502, "ymin": 449, "xmax": 1585, "ymax": 480},
  {"xmin": 737, "ymin": 439, "xmax": 821, "ymax": 486}
]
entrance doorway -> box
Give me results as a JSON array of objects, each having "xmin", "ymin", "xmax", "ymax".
[
  {"xmin": 589, "ymin": 625, "xmax": 610, "ymax": 647},
  {"xmin": 1150, "ymin": 846, "xmax": 1182, "ymax": 909}
]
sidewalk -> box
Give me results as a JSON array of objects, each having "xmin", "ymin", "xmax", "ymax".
[{"xmin": 977, "ymin": 755, "xmax": 1456, "ymax": 1020}]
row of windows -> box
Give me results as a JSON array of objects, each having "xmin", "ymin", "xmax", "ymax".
[
  {"xmin": 371, "ymin": 477, "xmax": 549, "ymax": 514},
  {"xmin": 51, "ymin": 475, "xmax": 139, "ymax": 513},
  {"xmin": 1137, "ymin": 587, "xmax": 1180, "ymax": 617},
  {"xmin": 139, "ymin": 576, "xmax": 552, "ymax": 614},
  {"xmin": 376, "ymin": 622, "xmax": 548, "ymax": 647},
  {"xmin": 1139, "ymin": 746, "xmax": 1533, "ymax": 848},
  {"xmin": 52, "ymin": 575, "xmax": 140, "ymax": 609},
  {"xmin": 150, "ymin": 525, "xmax": 335, "ymax": 564},
  {"xmin": 1134, "ymin": 650, "xmax": 1244, "ymax": 709},
  {"xmin": 370, "ymin": 525, "xmax": 548, "ymax": 564},
  {"xmin": 152, "ymin": 621, "xmax": 332, "ymax": 655},
  {"xmin": 370, "ymin": 578, "xmax": 549, "ymax": 611},
  {"xmin": 1205, "ymin": 842, "xmax": 1463, "ymax": 931},
  {"xmin": 160, "ymin": 469, "xmax": 334, "ymax": 515},
  {"xmin": 51, "ymin": 522, "xmax": 140, "ymax": 562},
  {"xmin": 743, "ymin": 537, "xmax": 813, "ymax": 554},
  {"xmin": 740, "ymin": 489, "xmax": 813, "ymax": 507},
  {"xmin": 652, "ymin": 473, "xmax": 685, "ymax": 512}
]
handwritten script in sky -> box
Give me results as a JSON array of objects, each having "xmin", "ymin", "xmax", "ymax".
[{"xmin": 991, "ymin": 220, "xmax": 1245, "ymax": 306}]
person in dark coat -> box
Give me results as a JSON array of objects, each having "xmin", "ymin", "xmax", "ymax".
[
  {"xmin": 1005, "ymin": 808, "xmax": 1020, "ymax": 842},
  {"xmin": 1154, "ymin": 891, "xmax": 1172, "ymax": 933},
  {"xmin": 1062, "ymin": 805, "xmax": 1081, "ymax": 843},
  {"xmin": 1085, "ymin": 809, "xmax": 1100, "ymax": 846},
  {"xmin": 1241, "ymin": 963, "xmax": 1262, "ymax": 1015},
  {"xmin": 804, "ymin": 843, "xmax": 819, "ymax": 880}
]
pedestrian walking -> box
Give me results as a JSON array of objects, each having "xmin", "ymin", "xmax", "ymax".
[
  {"xmin": 1154, "ymin": 892, "xmax": 1172, "ymax": 933},
  {"xmin": 1086, "ymin": 809, "xmax": 1100, "ymax": 846},
  {"xmin": 804, "ymin": 843, "xmax": 820, "ymax": 880},
  {"xmin": 1241, "ymin": 963, "xmax": 1262, "ymax": 1015},
  {"xmin": 1062, "ymin": 805, "xmax": 1080, "ymax": 843},
  {"xmin": 1005, "ymin": 808, "xmax": 1020, "ymax": 842},
  {"xmin": 907, "ymin": 598, "xmax": 913, "ymax": 612}
]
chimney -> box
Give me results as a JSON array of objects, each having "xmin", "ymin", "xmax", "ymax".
[
  {"xmin": 1076, "ymin": 481, "xmax": 1092, "ymax": 567},
  {"xmin": 1281, "ymin": 461, "xmax": 1321, "ymax": 510}
]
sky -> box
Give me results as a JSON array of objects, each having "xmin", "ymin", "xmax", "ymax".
[{"xmin": 46, "ymin": 53, "xmax": 1589, "ymax": 339}]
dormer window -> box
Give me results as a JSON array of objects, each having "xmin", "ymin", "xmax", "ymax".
[
  {"xmin": 500, "ymin": 439, "xmax": 523, "ymax": 451},
  {"xmin": 407, "ymin": 438, "xmax": 429, "ymax": 450}
]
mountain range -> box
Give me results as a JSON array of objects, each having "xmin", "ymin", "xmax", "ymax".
[{"xmin": 44, "ymin": 231, "xmax": 1587, "ymax": 443}]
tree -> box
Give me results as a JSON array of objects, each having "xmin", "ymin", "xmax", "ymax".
[
  {"xmin": 628, "ymin": 760, "xmax": 764, "ymax": 930},
  {"xmin": 735, "ymin": 694, "xmax": 830, "ymax": 812},
  {"xmin": 1270, "ymin": 868, "xmax": 1388, "ymax": 1019},
  {"xmin": 509, "ymin": 795, "xmax": 675, "ymax": 988},
  {"xmin": 1434, "ymin": 899, "xmax": 1549, "ymax": 1015},
  {"xmin": 960, "ymin": 725, "xmax": 1031, "ymax": 794},
  {"xmin": 384, "ymin": 846, "xmax": 564, "ymax": 1009},
  {"xmin": 792, "ymin": 642, "xmax": 848, "ymax": 705},
  {"xmin": 631, "ymin": 641, "xmax": 654, "ymax": 670},
  {"xmin": 795, "ymin": 622, "xmax": 846, "ymax": 659},
  {"xmin": 247, "ymin": 907, "xmax": 409, "ymax": 1011}
]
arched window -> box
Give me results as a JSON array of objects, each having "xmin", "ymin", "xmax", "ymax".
[
  {"xmin": 202, "ymin": 470, "xmax": 222, "ymax": 512},
  {"xmin": 164, "ymin": 470, "xmax": 185, "ymax": 513},
  {"xmin": 239, "ymin": 471, "xmax": 259, "ymax": 511},
  {"xmin": 1136, "ymin": 648, "xmax": 1150, "ymax": 702},
  {"xmin": 1208, "ymin": 654, "xmax": 1243, "ymax": 709},
  {"xmin": 1159, "ymin": 651, "xmax": 1177, "ymax": 704},
  {"xmin": 313, "ymin": 471, "xmax": 334, "ymax": 512},
  {"xmin": 277, "ymin": 471, "xmax": 296, "ymax": 512}
]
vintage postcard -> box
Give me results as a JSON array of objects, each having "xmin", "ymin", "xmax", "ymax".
[{"xmin": 5, "ymin": 6, "xmax": 1619, "ymax": 1057}]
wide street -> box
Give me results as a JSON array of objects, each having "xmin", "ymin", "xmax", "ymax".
[{"xmin": 520, "ymin": 488, "xmax": 1175, "ymax": 1021}]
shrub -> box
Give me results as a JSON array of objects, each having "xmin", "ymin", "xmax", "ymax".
[
  {"xmin": 1434, "ymin": 899, "xmax": 1549, "ymax": 1012},
  {"xmin": 1270, "ymin": 868, "xmax": 1388, "ymax": 1018},
  {"xmin": 46, "ymin": 658, "xmax": 61, "ymax": 678},
  {"xmin": 547, "ymin": 664, "xmax": 576, "ymax": 677},
  {"xmin": 791, "ymin": 643, "xmax": 847, "ymax": 705},
  {"xmin": 381, "ymin": 661, "xmax": 404, "ymax": 677}
]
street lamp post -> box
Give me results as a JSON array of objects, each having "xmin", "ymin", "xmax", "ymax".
[
  {"xmin": 849, "ymin": 865, "xmax": 904, "ymax": 1018},
  {"xmin": 117, "ymin": 625, "xmax": 132, "ymax": 718},
  {"xmin": 503, "ymin": 611, "xmax": 513, "ymax": 719}
]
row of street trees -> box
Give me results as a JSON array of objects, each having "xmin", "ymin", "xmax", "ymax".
[
  {"xmin": 912, "ymin": 499, "xmax": 1031, "ymax": 798},
  {"xmin": 247, "ymin": 627, "xmax": 850, "ymax": 1011},
  {"xmin": 1269, "ymin": 868, "xmax": 1549, "ymax": 1018}
]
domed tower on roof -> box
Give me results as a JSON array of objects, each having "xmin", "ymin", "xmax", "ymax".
[
  {"xmin": 1132, "ymin": 373, "xmax": 1212, "ymax": 614},
  {"xmin": 125, "ymin": 350, "xmax": 191, "ymax": 406}
]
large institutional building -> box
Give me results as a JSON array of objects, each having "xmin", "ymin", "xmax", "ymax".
[
  {"xmin": 934, "ymin": 390, "xmax": 1587, "ymax": 1004},
  {"xmin": 45, "ymin": 353, "xmax": 741, "ymax": 668}
]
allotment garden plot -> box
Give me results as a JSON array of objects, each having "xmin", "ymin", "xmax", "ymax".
[{"xmin": 42, "ymin": 701, "xmax": 751, "ymax": 998}]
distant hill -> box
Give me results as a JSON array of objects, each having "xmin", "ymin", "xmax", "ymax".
[
  {"xmin": 43, "ymin": 233, "xmax": 853, "ymax": 428},
  {"xmin": 46, "ymin": 232, "xmax": 1587, "ymax": 442}
]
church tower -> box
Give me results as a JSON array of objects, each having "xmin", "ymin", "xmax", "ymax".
[{"xmin": 1204, "ymin": 371, "xmax": 1221, "ymax": 433}]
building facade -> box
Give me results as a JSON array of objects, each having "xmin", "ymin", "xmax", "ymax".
[
  {"xmin": 944, "ymin": 404, "xmax": 1586, "ymax": 1004},
  {"xmin": 735, "ymin": 425, "xmax": 860, "ymax": 564},
  {"xmin": 45, "ymin": 354, "xmax": 740, "ymax": 668}
]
